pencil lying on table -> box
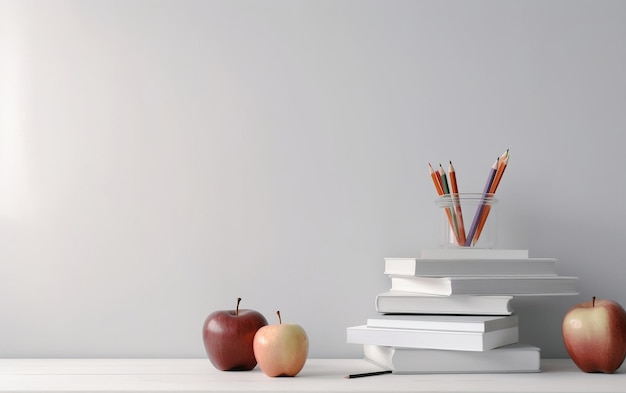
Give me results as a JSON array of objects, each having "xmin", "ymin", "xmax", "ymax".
[{"xmin": 345, "ymin": 370, "xmax": 392, "ymax": 379}]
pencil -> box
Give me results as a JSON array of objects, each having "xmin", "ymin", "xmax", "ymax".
[
  {"xmin": 438, "ymin": 163, "xmax": 450, "ymax": 195},
  {"xmin": 448, "ymin": 161, "xmax": 466, "ymax": 245},
  {"xmin": 429, "ymin": 163, "xmax": 459, "ymax": 245},
  {"xmin": 345, "ymin": 370, "xmax": 392, "ymax": 379},
  {"xmin": 491, "ymin": 149, "xmax": 509, "ymax": 192},
  {"xmin": 439, "ymin": 164, "xmax": 461, "ymax": 245},
  {"xmin": 465, "ymin": 157, "xmax": 498, "ymax": 247},
  {"xmin": 429, "ymin": 163, "xmax": 444, "ymax": 195},
  {"xmin": 472, "ymin": 150, "xmax": 509, "ymax": 245}
]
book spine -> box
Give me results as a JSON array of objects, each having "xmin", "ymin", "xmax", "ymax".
[
  {"xmin": 419, "ymin": 249, "xmax": 529, "ymax": 259},
  {"xmin": 375, "ymin": 293, "xmax": 514, "ymax": 315}
]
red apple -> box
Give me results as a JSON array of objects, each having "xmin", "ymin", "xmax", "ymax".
[
  {"xmin": 202, "ymin": 297, "xmax": 268, "ymax": 371},
  {"xmin": 562, "ymin": 296, "xmax": 626, "ymax": 373},
  {"xmin": 253, "ymin": 310, "xmax": 309, "ymax": 377}
]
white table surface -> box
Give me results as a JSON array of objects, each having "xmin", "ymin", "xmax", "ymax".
[{"xmin": 0, "ymin": 358, "xmax": 624, "ymax": 393}]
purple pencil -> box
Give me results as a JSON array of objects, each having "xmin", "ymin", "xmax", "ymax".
[{"xmin": 464, "ymin": 158, "xmax": 499, "ymax": 246}]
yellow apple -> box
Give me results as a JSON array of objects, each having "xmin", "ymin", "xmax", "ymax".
[{"xmin": 253, "ymin": 311, "xmax": 308, "ymax": 377}]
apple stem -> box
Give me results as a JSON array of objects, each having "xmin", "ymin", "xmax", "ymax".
[
  {"xmin": 277, "ymin": 310, "xmax": 282, "ymax": 324},
  {"xmin": 592, "ymin": 296, "xmax": 596, "ymax": 307},
  {"xmin": 236, "ymin": 297, "xmax": 242, "ymax": 316}
]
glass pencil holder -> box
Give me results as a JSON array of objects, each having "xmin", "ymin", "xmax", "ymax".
[{"xmin": 435, "ymin": 193, "xmax": 498, "ymax": 249}]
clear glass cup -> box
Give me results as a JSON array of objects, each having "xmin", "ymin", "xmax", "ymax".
[{"xmin": 435, "ymin": 193, "xmax": 498, "ymax": 249}]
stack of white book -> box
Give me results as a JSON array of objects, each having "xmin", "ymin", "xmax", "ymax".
[{"xmin": 346, "ymin": 248, "xmax": 579, "ymax": 374}]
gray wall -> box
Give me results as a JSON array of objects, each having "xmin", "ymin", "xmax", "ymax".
[{"xmin": 1, "ymin": 0, "xmax": 625, "ymax": 359}]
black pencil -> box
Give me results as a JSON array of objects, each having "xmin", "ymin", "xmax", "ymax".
[{"xmin": 344, "ymin": 370, "xmax": 392, "ymax": 379}]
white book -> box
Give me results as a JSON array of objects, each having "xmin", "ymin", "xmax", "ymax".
[
  {"xmin": 375, "ymin": 291, "xmax": 513, "ymax": 315},
  {"xmin": 384, "ymin": 257, "xmax": 556, "ymax": 276},
  {"xmin": 363, "ymin": 343, "xmax": 541, "ymax": 374},
  {"xmin": 390, "ymin": 275, "xmax": 579, "ymax": 296},
  {"xmin": 366, "ymin": 314, "xmax": 518, "ymax": 333},
  {"xmin": 420, "ymin": 248, "xmax": 529, "ymax": 259},
  {"xmin": 346, "ymin": 325, "xmax": 519, "ymax": 351}
]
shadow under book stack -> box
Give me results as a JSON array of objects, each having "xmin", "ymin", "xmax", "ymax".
[{"xmin": 346, "ymin": 248, "xmax": 579, "ymax": 374}]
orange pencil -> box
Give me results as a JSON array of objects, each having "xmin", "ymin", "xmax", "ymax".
[
  {"xmin": 472, "ymin": 150, "xmax": 509, "ymax": 245},
  {"xmin": 491, "ymin": 149, "xmax": 509, "ymax": 192},
  {"xmin": 429, "ymin": 163, "xmax": 459, "ymax": 244},
  {"xmin": 439, "ymin": 164, "xmax": 461, "ymax": 245},
  {"xmin": 448, "ymin": 161, "xmax": 466, "ymax": 245},
  {"xmin": 429, "ymin": 163, "xmax": 444, "ymax": 196}
]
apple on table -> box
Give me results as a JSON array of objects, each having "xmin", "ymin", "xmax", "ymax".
[
  {"xmin": 253, "ymin": 310, "xmax": 309, "ymax": 377},
  {"xmin": 562, "ymin": 296, "xmax": 626, "ymax": 373},
  {"xmin": 202, "ymin": 298, "xmax": 268, "ymax": 371}
]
